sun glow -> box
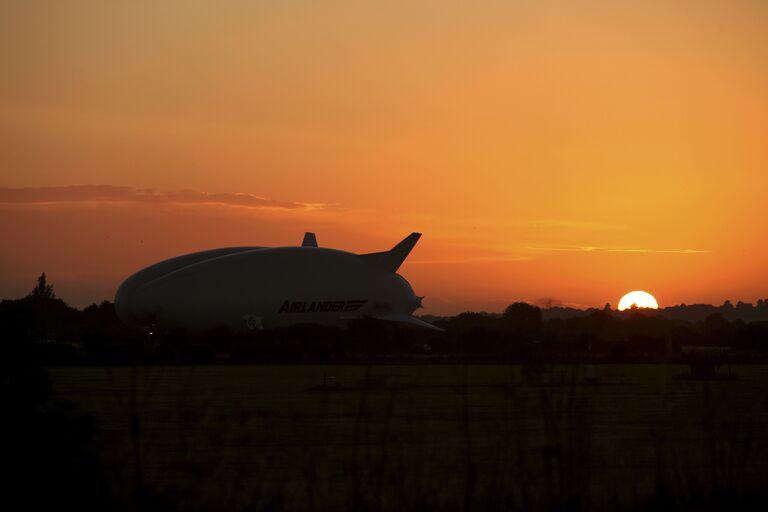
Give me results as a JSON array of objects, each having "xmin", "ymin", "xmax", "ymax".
[{"xmin": 617, "ymin": 291, "xmax": 659, "ymax": 311}]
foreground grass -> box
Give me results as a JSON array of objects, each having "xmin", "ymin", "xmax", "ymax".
[{"xmin": 50, "ymin": 364, "xmax": 768, "ymax": 511}]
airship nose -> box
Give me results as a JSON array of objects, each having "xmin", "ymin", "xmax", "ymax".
[
  {"xmin": 114, "ymin": 281, "xmax": 137, "ymax": 326},
  {"xmin": 114, "ymin": 279, "xmax": 153, "ymax": 328}
]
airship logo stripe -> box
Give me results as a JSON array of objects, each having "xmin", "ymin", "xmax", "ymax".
[
  {"xmin": 344, "ymin": 300, "xmax": 367, "ymax": 312},
  {"xmin": 278, "ymin": 300, "xmax": 367, "ymax": 314}
]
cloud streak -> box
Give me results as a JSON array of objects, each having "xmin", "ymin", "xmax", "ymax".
[
  {"xmin": 0, "ymin": 185, "xmax": 324, "ymax": 210},
  {"xmin": 523, "ymin": 219, "xmax": 626, "ymax": 231},
  {"xmin": 409, "ymin": 255, "xmax": 536, "ymax": 265},
  {"xmin": 528, "ymin": 246, "xmax": 709, "ymax": 254}
]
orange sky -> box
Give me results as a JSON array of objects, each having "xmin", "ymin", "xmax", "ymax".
[{"xmin": 1, "ymin": 1, "xmax": 767, "ymax": 314}]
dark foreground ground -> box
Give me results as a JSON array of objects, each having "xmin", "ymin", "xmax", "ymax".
[{"xmin": 45, "ymin": 364, "xmax": 768, "ymax": 511}]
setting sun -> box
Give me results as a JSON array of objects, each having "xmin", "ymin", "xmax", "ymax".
[{"xmin": 617, "ymin": 291, "xmax": 659, "ymax": 311}]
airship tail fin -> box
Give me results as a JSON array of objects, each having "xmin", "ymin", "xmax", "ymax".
[
  {"xmin": 302, "ymin": 232, "xmax": 318, "ymax": 247},
  {"xmin": 359, "ymin": 232, "xmax": 421, "ymax": 272}
]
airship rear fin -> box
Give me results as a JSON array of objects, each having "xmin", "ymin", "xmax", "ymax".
[
  {"xmin": 359, "ymin": 232, "xmax": 421, "ymax": 272},
  {"xmin": 302, "ymin": 232, "xmax": 318, "ymax": 247}
]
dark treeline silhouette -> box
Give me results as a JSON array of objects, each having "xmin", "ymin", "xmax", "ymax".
[
  {"xmin": 534, "ymin": 299, "xmax": 768, "ymax": 323},
  {"xmin": 3, "ymin": 274, "xmax": 768, "ymax": 366},
  {"xmin": 1, "ymin": 274, "xmax": 113, "ymax": 509},
  {"xmin": 2, "ymin": 274, "xmax": 142, "ymax": 365}
]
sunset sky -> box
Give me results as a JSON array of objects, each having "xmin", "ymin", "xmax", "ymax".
[{"xmin": 1, "ymin": 1, "xmax": 767, "ymax": 314}]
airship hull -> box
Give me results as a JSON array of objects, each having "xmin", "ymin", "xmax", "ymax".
[{"xmin": 115, "ymin": 233, "xmax": 436, "ymax": 332}]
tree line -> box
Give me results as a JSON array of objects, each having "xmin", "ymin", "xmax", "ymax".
[{"xmin": 2, "ymin": 274, "xmax": 768, "ymax": 365}]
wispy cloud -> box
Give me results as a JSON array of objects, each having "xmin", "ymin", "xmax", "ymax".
[
  {"xmin": 409, "ymin": 255, "xmax": 536, "ymax": 265},
  {"xmin": 0, "ymin": 185, "xmax": 325, "ymax": 210},
  {"xmin": 523, "ymin": 219, "xmax": 626, "ymax": 231},
  {"xmin": 528, "ymin": 246, "xmax": 709, "ymax": 254}
]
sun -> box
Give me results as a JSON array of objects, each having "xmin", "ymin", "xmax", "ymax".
[{"xmin": 617, "ymin": 290, "xmax": 659, "ymax": 311}]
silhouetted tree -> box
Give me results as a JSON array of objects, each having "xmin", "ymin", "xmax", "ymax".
[
  {"xmin": 502, "ymin": 302, "xmax": 542, "ymax": 339},
  {"xmin": 445, "ymin": 312, "xmax": 498, "ymax": 333},
  {"xmin": 0, "ymin": 273, "xmax": 81, "ymax": 344},
  {"xmin": 30, "ymin": 272, "xmax": 55, "ymax": 300}
]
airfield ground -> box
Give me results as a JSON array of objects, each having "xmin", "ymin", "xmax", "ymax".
[{"xmin": 50, "ymin": 364, "xmax": 768, "ymax": 511}]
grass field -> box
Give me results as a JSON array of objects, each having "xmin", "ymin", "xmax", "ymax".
[{"xmin": 49, "ymin": 364, "xmax": 768, "ymax": 511}]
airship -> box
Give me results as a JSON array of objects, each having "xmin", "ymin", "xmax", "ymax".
[{"xmin": 114, "ymin": 232, "xmax": 439, "ymax": 332}]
